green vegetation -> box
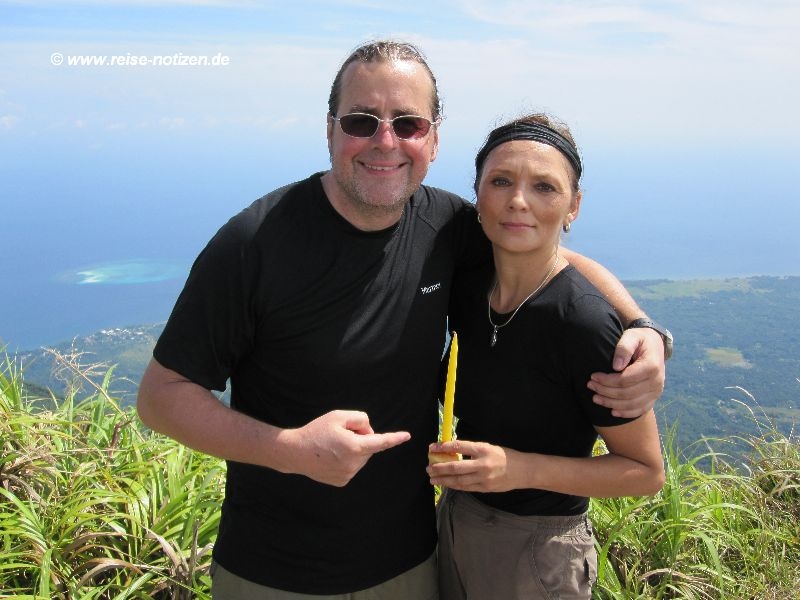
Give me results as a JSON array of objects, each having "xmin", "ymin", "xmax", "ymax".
[
  {"xmin": 1, "ymin": 353, "xmax": 223, "ymax": 599},
  {"xmin": 625, "ymin": 276, "xmax": 800, "ymax": 462},
  {"xmin": 14, "ymin": 325, "xmax": 164, "ymax": 406},
  {"xmin": 704, "ymin": 347, "xmax": 751, "ymax": 368},
  {"xmin": 625, "ymin": 277, "xmax": 759, "ymax": 300},
  {"xmin": 2, "ymin": 355, "xmax": 798, "ymax": 598},
  {"xmin": 590, "ymin": 422, "xmax": 800, "ymax": 599}
]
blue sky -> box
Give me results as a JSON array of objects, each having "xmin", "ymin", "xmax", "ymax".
[
  {"xmin": 4, "ymin": 1, "xmax": 799, "ymax": 149},
  {"xmin": 1, "ymin": 1, "xmax": 799, "ymax": 348}
]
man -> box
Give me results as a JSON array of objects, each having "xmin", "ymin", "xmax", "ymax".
[{"xmin": 137, "ymin": 40, "xmax": 668, "ymax": 599}]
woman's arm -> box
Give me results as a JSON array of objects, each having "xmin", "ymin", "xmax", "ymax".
[{"xmin": 427, "ymin": 411, "xmax": 664, "ymax": 497}]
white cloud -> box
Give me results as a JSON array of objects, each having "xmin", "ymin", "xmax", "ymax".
[
  {"xmin": 158, "ymin": 117, "xmax": 186, "ymax": 129},
  {"xmin": 415, "ymin": 1, "xmax": 800, "ymax": 146},
  {"xmin": 0, "ymin": 115, "xmax": 19, "ymax": 129},
  {"xmin": 453, "ymin": 0, "xmax": 800, "ymax": 69},
  {"xmin": 458, "ymin": 0, "xmax": 800, "ymax": 40},
  {"xmin": 4, "ymin": 0, "xmax": 260, "ymax": 6},
  {"xmin": 2, "ymin": 1, "xmax": 797, "ymax": 148}
]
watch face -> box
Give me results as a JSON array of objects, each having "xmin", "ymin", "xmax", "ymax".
[{"xmin": 655, "ymin": 327, "xmax": 673, "ymax": 360}]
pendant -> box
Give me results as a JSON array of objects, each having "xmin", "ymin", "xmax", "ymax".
[{"xmin": 490, "ymin": 326, "xmax": 498, "ymax": 347}]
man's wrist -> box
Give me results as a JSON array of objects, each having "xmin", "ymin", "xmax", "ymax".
[{"xmin": 625, "ymin": 318, "xmax": 673, "ymax": 360}]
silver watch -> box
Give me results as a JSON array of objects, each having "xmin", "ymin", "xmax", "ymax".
[{"xmin": 626, "ymin": 318, "xmax": 673, "ymax": 360}]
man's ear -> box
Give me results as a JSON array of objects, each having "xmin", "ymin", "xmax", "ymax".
[
  {"xmin": 326, "ymin": 114, "xmax": 334, "ymax": 157},
  {"xmin": 429, "ymin": 128, "xmax": 439, "ymax": 163}
]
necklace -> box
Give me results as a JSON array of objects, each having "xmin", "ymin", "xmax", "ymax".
[{"xmin": 488, "ymin": 254, "xmax": 559, "ymax": 347}]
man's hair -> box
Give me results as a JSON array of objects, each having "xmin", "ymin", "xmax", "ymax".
[{"xmin": 327, "ymin": 40, "xmax": 442, "ymax": 121}]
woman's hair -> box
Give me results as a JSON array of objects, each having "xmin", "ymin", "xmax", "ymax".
[
  {"xmin": 327, "ymin": 40, "xmax": 442, "ymax": 122},
  {"xmin": 474, "ymin": 113, "xmax": 582, "ymax": 195}
]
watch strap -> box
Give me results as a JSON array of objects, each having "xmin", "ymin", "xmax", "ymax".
[{"xmin": 626, "ymin": 318, "xmax": 673, "ymax": 360}]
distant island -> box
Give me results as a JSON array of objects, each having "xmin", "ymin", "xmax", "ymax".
[
  {"xmin": 14, "ymin": 324, "xmax": 165, "ymax": 403},
  {"xmin": 12, "ymin": 276, "xmax": 800, "ymax": 464}
]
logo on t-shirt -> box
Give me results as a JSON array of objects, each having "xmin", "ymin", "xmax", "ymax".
[{"xmin": 420, "ymin": 282, "xmax": 441, "ymax": 295}]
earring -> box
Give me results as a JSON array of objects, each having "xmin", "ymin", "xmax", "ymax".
[
  {"xmin": 562, "ymin": 222, "xmax": 571, "ymax": 233},
  {"xmin": 477, "ymin": 212, "xmax": 482, "ymax": 224}
]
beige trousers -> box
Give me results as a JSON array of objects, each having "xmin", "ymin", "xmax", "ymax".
[
  {"xmin": 437, "ymin": 489, "xmax": 597, "ymax": 600},
  {"xmin": 211, "ymin": 552, "xmax": 438, "ymax": 600}
]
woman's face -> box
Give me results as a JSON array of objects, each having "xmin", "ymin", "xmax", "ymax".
[{"xmin": 476, "ymin": 140, "xmax": 580, "ymax": 256}]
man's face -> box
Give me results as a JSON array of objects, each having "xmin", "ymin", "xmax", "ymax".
[{"xmin": 323, "ymin": 59, "xmax": 439, "ymax": 230}]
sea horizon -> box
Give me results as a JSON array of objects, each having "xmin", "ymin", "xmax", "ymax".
[
  {"xmin": 5, "ymin": 140, "xmax": 798, "ymax": 353},
  {"xmin": 4, "ymin": 268, "xmax": 798, "ymax": 353}
]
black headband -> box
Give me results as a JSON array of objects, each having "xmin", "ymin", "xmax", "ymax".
[{"xmin": 475, "ymin": 121, "xmax": 583, "ymax": 181}]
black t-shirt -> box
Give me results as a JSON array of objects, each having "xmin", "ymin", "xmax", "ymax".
[
  {"xmin": 449, "ymin": 264, "xmax": 631, "ymax": 516},
  {"xmin": 154, "ymin": 173, "xmax": 489, "ymax": 593}
]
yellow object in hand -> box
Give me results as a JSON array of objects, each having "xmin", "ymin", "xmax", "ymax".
[
  {"xmin": 441, "ymin": 332, "xmax": 457, "ymax": 443},
  {"xmin": 429, "ymin": 332, "xmax": 460, "ymax": 465}
]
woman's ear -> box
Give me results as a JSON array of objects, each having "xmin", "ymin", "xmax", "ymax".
[{"xmin": 569, "ymin": 191, "xmax": 582, "ymax": 222}]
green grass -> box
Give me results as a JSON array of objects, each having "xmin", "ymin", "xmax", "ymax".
[
  {"xmin": 704, "ymin": 347, "xmax": 752, "ymax": 368},
  {"xmin": 2, "ymin": 354, "xmax": 798, "ymax": 599},
  {"xmin": 1, "ymin": 352, "xmax": 224, "ymax": 599},
  {"xmin": 623, "ymin": 278, "xmax": 765, "ymax": 301}
]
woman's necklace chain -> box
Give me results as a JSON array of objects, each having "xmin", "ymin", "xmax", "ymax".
[{"xmin": 488, "ymin": 254, "xmax": 559, "ymax": 347}]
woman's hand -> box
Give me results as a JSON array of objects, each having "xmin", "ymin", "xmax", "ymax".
[
  {"xmin": 427, "ymin": 440, "xmax": 524, "ymax": 492},
  {"xmin": 427, "ymin": 412, "xmax": 664, "ymax": 499}
]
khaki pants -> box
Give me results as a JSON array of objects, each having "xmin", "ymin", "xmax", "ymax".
[
  {"xmin": 211, "ymin": 553, "xmax": 438, "ymax": 600},
  {"xmin": 437, "ymin": 489, "xmax": 597, "ymax": 600}
]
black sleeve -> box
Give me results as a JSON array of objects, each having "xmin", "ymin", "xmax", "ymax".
[
  {"xmin": 563, "ymin": 293, "xmax": 634, "ymax": 428},
  {"xmin": 153, "ymin": 214, "xmax": 258, "ymax": 391}
]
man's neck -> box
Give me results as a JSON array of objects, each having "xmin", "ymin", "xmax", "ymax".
[{"xmin": 320, "ymin": 171, "xmax": 407, "ymax": 232}]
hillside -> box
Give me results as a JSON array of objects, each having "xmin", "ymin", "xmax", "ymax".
[
  {"xmin": 11, "ymin": 276, "xmax": 800, "ymax": 462},
  {"xmin": 625, "ymin": 276, "xmax": 800, "ymax": 457},
  {"xmin": 14, "ymin": 324, "xmax": 164, "ymax": 403}
]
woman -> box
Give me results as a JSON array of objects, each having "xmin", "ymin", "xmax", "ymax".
[{"xmin": 427, "ymin": 113, "xmax": 665, "ymax": 600}]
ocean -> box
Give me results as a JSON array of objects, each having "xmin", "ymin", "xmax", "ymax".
[{"xmin": 3, "ymin": 136, "xmax": 798, "ymax": 351}]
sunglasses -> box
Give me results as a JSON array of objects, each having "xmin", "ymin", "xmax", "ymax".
[{"xmin": 332, "ymin": 113, "xmax": 439, "ymax": 140}]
